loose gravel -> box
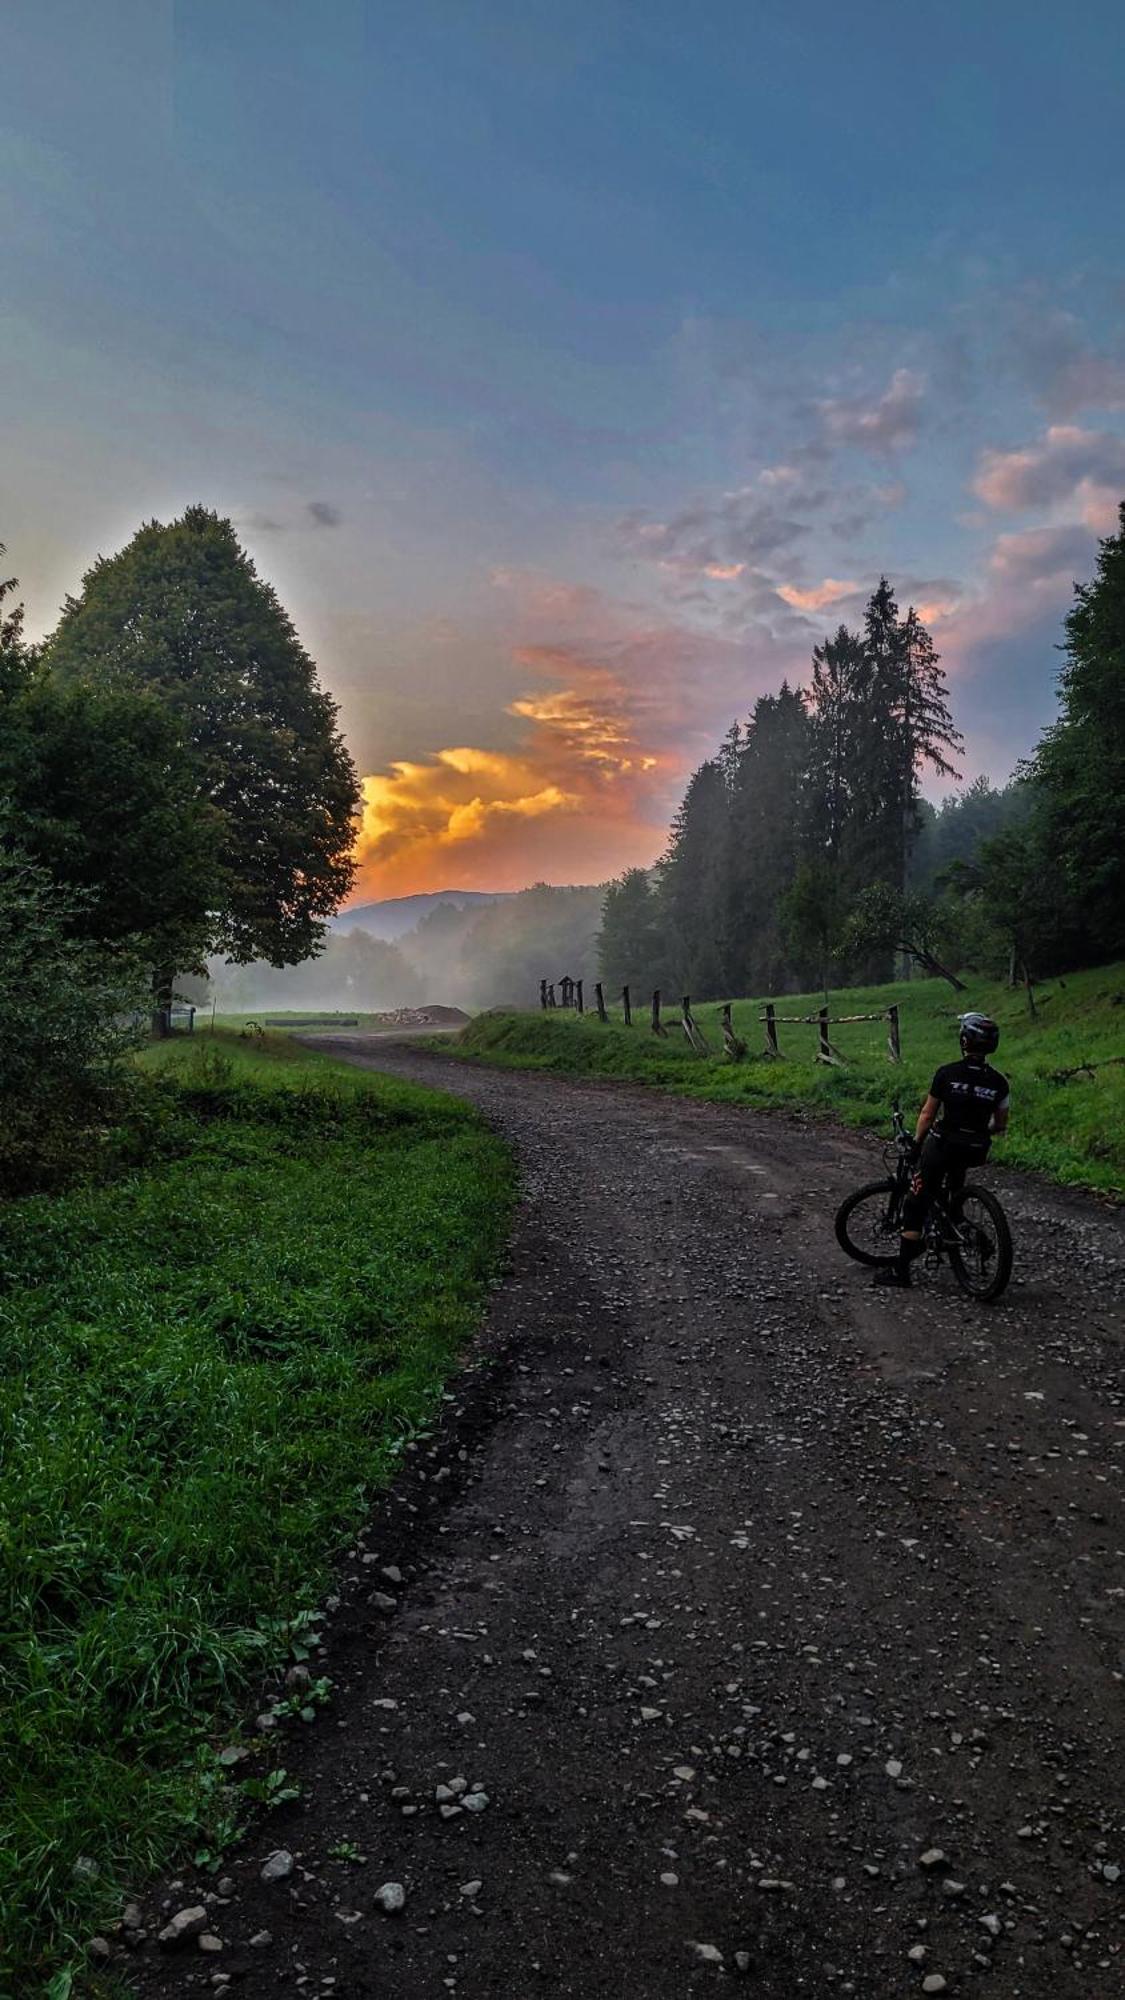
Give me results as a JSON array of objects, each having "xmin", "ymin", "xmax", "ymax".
[{"xmin": 127, "ymin": 1043, "xmax": 1124, "ymax": 1999}]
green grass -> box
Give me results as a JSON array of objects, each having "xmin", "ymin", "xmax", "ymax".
[
  {"xmin": 454, "ymin": 963, "xmax": 1125, "ymax": 1196},
  {"xmin": 0, "ymin": 1031, "xmax": 514, "ymax": 1993}
]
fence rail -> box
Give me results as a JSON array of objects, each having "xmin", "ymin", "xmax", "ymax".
[{"xmin": 539, "ymin": 980, "xmax": 902, "ymax": 1065}]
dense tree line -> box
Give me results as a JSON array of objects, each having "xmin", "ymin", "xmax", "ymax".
[
  {"xmin": 600, "ymin": 522, "xmax": 1125, "ymax": 1000},
  {"xmin": 0, "ymin": 511, "xmax": 359, "ymax": 1184}
]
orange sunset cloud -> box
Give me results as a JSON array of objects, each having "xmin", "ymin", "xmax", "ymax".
[
  {"xmin": 352, "ymin": 651, "xmax": 679, "ymax": 898},
  {"xmin": 776, "ymin": 577, "xmax": 861, "ymax": 612}
]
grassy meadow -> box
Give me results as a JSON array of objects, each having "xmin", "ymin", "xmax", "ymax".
[
  {"xmin": 0, "ymin": 1030, "xmax": 513, "ymax": 1993},
  {"xmin": 456, "ymin": 963, "xmax": 1125, "ymax": 1196}
]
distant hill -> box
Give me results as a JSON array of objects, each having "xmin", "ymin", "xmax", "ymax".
[{"xmin": 333, "ymin": 889, "xmax": 511, "ymax": 941}]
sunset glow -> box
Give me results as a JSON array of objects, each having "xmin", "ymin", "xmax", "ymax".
[{"xmin": 5, "ymin": 4, "xmax": 1124, "ymax": 906}]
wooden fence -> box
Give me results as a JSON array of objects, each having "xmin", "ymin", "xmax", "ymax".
[{"xmin": 539, "ymin": 979, "xmax": 902, "ymax": 1065}]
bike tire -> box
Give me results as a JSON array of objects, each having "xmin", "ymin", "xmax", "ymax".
[
  {"xmin": 835, "ymin": 1178, "xmax": 901, "ymax": 1267},
  {"xmin": 947, "ymin": 1183, "xmax": 1013, "ymax": 1302}
]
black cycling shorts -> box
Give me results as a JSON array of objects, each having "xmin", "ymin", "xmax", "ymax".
[{"xmin": 902, "ymin": 1130, "xmax": 989, "ymax": 1233}]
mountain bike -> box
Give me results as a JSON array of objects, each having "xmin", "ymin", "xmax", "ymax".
[{"xmin": 835, "ymin": 1105, "xmax": 1013, "ymax": 1302}]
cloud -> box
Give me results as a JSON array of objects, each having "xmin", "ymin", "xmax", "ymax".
[
  {"xmin": 973, "ymin": 425, "xmax": 1125, "ymax": 529},
  {"xmin": 1008, "ymin": 306, "xmax": 1125, "ymax": 419},
  {"xmin": 352, "ymin": 653, "xmax": 672, "ymax": 897},
  {"xmin": 615, "ymin": 490, "xmax": 806, "ymax": 578},
  {"xmin": 937, "ymin": 522, "xmax": 1093, "ymax": 668},
  {"xmin": 614, "ymin": 458, "xmax": 908, "ymax": 606},
  {"xmin": 240, "ymin": 511, "xmax": 285, "ymax": 533},
  {"xmin": 240, "ymin": 500, "xmax": 345, "ymax": 533},
  {"xmin": 350, "ymin": 578, "xmax": 798, "ymax": 897},
  {"xmin": 776, "ymin": 577, "xmax": 861, "ymax": 613},
  {"xmin": 815, "ymin": 368, "xmax": 925, "ymax": 455}
]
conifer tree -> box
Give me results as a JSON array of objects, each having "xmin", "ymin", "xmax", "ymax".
[
  {"xmin": 659, "ymin": 758, "xmax": 730, "ymax": 997},
  {"xmin": 724, "ymin": 684, "xmax": 810, "ymax": 994},
  {"xmin": 1031, "ymin": 502, "xmax": 1125, "ymax": 957}
]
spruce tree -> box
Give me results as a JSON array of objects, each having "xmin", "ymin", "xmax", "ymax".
[
  {"xmin": 1032, "ymin": 502, "xmax": 1125, "ymax": 957},
  {"xmin": 724, "ymin": 685, "xmax": 810, "ymax": 994},
  {"xmin": 598, "ymin": 868, "xmax": 668, "ymax": 999},
  {"xmin": 659, "ymin": 759, "xmax": 730, "ymax": 998},
  {"xmin": 806, "ymin": 623, "xmax": 868, "ymax": 896}
]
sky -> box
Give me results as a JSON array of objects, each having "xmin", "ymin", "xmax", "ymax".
[{"xmin": 3, "ymin": 1, "xmax": 1125, "ymax": 902}]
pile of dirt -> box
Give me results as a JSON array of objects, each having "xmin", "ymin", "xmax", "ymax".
[{"xmin": 375, "ymin": 1004, "xmax": 470, "ymax": 1027}]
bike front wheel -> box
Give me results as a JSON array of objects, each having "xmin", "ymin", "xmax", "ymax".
[
  {"xmin": 947, "ymin": 1184, "xmax": 1013, "ymax": 1301},
  {"xmin": 835, "ymin": 1178, "xmax": 901, "ymax": 1266}
]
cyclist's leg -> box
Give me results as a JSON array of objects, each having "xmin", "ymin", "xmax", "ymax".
[
  {"xmin": 874, "ymin": 1135, "xmax": 943, "ymax": 1286},
  {"xmin": 945, "ymin": 1144, "xmax": 994, "ymax": 1259}
]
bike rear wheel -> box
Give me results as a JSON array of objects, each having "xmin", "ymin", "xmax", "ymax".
[
  {"xmin": 947, "ymin": 1184, "xmax": 1013, "ymax": 1301},
  {"xmin": 835, "ymin": 1178, "xmax": 901, "ymax": 1266}
]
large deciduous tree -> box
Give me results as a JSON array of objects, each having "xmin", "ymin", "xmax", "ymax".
[
  {"xmin": 43, "ymin": 508, "xmax": 360, "ymax": 1001},
  {"xmin": 1, "ymin": 679, "xmax": 219, "ymax": 980}
]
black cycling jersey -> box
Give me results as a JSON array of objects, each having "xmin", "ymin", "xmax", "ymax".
[{"xmin": 928, "ymin": 1057, "xmax": 1009, "ymax": 1146}]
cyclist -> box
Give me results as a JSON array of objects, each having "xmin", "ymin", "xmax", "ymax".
[{"xmin": 873, "ymin": 1012, "xmax": 1009, "ymax": 1288}]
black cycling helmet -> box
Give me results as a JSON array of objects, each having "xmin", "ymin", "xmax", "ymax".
[{"xmin": 959, "ymin": 1011, "xmax": 1000, "ymax": 1057}]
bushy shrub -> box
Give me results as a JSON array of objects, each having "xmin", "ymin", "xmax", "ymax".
[{"xmin": 0, "ymin": 835, "xmax": 146, "ymax": 1192}]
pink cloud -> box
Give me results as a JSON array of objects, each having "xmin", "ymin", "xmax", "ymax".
[
  {"xmin": 777, "ymin": 576, "xmax": 861, "ymax": 612},
  {"xmin": 973, "ymin": 425, "xmax": 1125, "ymax": 527},
  {"xmin": 937, "ymin": 522, "xmax": 1094, "ymax": 668}
]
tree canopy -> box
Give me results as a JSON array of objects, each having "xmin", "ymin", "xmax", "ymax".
[{"xmin": 44, "ymin": 507, "xmax": 360, "ymax": 970}]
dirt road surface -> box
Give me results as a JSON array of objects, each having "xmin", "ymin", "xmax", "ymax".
[{"xmin": 131, "ymin": 1043, "xmax": 1124, "ymax": 2000}]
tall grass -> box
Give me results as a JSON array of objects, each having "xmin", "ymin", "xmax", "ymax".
[
  {"xmin": 457, "ymin": 963, "xmax": 1125, "ymax": 1195},
  {"xmin": 0, "ymin": 1033, "xmax": 513, "ymax": 1991}
]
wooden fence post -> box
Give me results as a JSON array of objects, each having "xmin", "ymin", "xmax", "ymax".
[
  {"xmin": 594, "ymin": 981, "xmax": 607, "ymax": 1022},
  {"xmin": 721, "ymin": 1001, "xmax": 747, "ymax": 1061},
  {"xmin": 651, "ymin": 988, "xmax": 665, "ymax": 1035},
  {"xmin": 887, "ymin": 1003, "xmax": 901, "ymax": 1063},
  {"xmin": 576, "ymin": 978, "xmax": 584, "ymax": 1014},
  {"xmin": 546, "ymin": 983, "xmax": 556, "ymax": 1008},
  {"xmin": 817, "ymin": 1005, "xmax": 844, "ymax": 1065},
  {"xmin": 763, "ymin": 1002, "xmax": 780, "ymax": 1057},
  {"xmin": 540, "ymin": 978, "xmax": 548, "ymax": 1011},
  {"xmin": 680, "ymin": 994, "xmax": 707, "ymax": 1054},
  {"xmin": 622, "ymin": 984, "xmax": 632, "ymax": 1026}
]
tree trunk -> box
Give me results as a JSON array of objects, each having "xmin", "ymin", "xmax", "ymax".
[
  {"xmin": 903, "ymin": 939, "xmax": 966, "ymax": 993},
  {"xmin": 151, "ymin": 967, "xmax": 174, "ymax": 1038}
]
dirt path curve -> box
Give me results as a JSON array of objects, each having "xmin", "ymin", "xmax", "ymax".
[{"xmin": 132, "ymin": 1044, "xmax": 1124, "ymax": 2000}]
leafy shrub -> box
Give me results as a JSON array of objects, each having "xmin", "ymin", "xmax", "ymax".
[{"xmin": 0, "ymin": 835, "xmax": 146, "ymax": 1193}]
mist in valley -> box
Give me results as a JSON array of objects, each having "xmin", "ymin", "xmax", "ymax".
[{"xmin": 198, "ymin": 882, "xmax": 606, "ymax": 1016}]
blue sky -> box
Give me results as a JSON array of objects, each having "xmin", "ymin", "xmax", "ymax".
[{"xmin": 4, "ymin": 1, "xmax": 1124, "ymax": 893}]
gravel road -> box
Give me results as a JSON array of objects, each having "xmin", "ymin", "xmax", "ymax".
[{"xmin": 130, "ymin": 1043, "xmax": 1125, "ymax": 2000}]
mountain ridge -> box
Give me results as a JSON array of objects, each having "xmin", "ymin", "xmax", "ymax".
[{"xmin": 332, "ymin": 888, "xmax": 512, "ymax": 941}]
